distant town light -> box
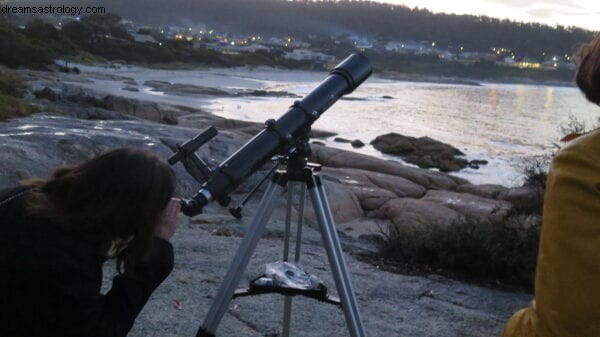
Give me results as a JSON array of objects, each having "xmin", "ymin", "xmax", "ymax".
[
  {"xmin": 209, "ymin": 30, "xmax": 214, "ymax": 34},
  {"xmin": 431, "ymin": 42, "xmax": 435, "ymax": 47},
  {"xmin": 460, "ymin": 46, "xmax": 463, "ymax": 51},
  {"xmin": 517, "ymin": 62, "xmax": 541, "ymax": 69},
  {"xmin": 552, "ymin": 56, "xmax": 557, "ymax": 61},
  {"xmin": 554, "ymin": 63, "xmax": 558, "ymax": 67},
  {"xmin": 159, "ymin": 42, "xmax": 162, "ymax": 46},
  {"xmin": 231, "ymin": 41, "xmax": 235, "ymax": 46}
]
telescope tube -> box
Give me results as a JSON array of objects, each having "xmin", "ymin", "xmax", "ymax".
[{"xmin": 182, "ymin": 54, "xmax": 372, "ymax": 215}]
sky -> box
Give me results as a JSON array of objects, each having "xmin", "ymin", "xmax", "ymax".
[{"xmin": 374, "ymin": 0, "xmax": 600, "ymax": 31}]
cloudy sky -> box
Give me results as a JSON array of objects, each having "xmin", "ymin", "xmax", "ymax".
[{"xmin": 375, "ymin": 0, "xmax": 600, "ymax": 31}]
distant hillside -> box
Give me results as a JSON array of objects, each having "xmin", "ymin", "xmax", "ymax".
[{"xmin": 12, "ymin": 0, "xmax": 595, "ymax": 58}]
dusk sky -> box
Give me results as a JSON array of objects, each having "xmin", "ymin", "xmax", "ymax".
[{"xmin": 374, "ymin": 0, "xmax": 600, "ymax": 31}]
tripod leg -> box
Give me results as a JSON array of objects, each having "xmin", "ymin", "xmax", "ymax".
[
  {"xmin": 283, "ymin": 182, "xmax": 295, "ymax": 261},
  {"xmin": 308, "ymin": 175, "xmax": 366, "ymax": 337},
  {"xmin": 282, "ymin": 182, "xmax": 295, "ymax": 337},
  {"xmin": 282, "ymin": 182, "xmax": 306, "ymax": 337},
  {"xmin": 198, "ymin": 179, "xmax": 281, "ymax": 337},
  {"xmin": 294, "ymin": 184, "xmax": 306, "ymax": 263}
]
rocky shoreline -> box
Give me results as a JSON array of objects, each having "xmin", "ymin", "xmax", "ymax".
[{"xmin": 0, "ymin": 69, "xmax": 532, "ymax": 336}]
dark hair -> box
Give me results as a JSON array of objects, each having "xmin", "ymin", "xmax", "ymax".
[
  {"xmin": 575, "ymin": 33, "xmax": 600, "ymax": 105},
  {"xmin": 24, "ymin": 148, "xmax": 176, "ymax": 274}
]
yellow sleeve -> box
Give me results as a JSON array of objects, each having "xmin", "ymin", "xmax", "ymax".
[{"xmin": 503, "ymin": 129, "xmax": 600, "ymax": 337}]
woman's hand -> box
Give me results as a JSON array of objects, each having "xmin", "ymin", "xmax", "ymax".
[{"xmin": 154, "ymin": 198, "xmax": 181, "ymax": 241}]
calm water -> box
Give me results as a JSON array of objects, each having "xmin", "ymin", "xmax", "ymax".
[
  {"xmin": 205, "ymin": 78, "xmax": 599, "ymax": 186},
  {"xmin": 71, "ymin": 65, "xmax": 600, "ymax": 186}
]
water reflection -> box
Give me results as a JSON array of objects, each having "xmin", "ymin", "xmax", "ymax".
[
  {"xmin": 205, "ymin": 81, "xmax": 598, "ymax": 186},
  {"xmin": 544, "ymin": 87, "xmax": 554, "ymax": 112},
  {"xmin": 487, "ymin": 88, "xmax": 497, "ymax": 111}
]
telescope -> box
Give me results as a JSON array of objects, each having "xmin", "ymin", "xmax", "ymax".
[
  {"xmin": 169, "ymin": 54, "xmax": 372, "ymax": 337},
  {"xmin": 169, "ymin": 53, "xmax": 372, "ymax": 217}
]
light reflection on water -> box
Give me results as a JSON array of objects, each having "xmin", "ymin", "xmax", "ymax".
[
  {"xmin": 205, "ymin": 81, "xmax": 599, "ymax": 186},
  {"xmin": 65, "ymin": 64, "xmax": 599, "ymax": 186}
]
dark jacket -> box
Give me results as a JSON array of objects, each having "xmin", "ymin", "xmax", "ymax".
[{"xmin": 0, "ymin": 186, "xmax": 174, "ymax": 337}]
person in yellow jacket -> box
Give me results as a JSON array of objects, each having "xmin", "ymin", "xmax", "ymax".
[{"xmin": 503, "ymin": 34, "xmax": 600, "ymax": 337}]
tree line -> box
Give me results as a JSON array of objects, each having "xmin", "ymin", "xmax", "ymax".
[{"xmin": 55, "ymin": 0, "xmax": 597, "ymax": 58}]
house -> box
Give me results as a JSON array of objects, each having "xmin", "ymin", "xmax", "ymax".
[
  {"xmin": 224, "ymin": 44, "xmax": 272, "ymax": 53},
  {"xmin": 437, "ymin": 51, "xmax": 455, "ymax": 61},
  {"xmin": 385, "ymin": 41, "xmax": 404, "ymax": 52},
  {"xmin": 459, "ymin": 51, "xmax": 497, "ymax": 62},
  {"xmin": 131, "ymin": 33, "xmax": 159, "ymax": 44},
  {"xmin": 265, "ymin": 37, "xmax": 285, "ymax": 46},
  {"xmin": 500, "ymin": 56, "xmax": 516, "ymax": 66},
  {"xmin": 284, "ymin": 49, "xmax": 335, "ymax": 63},
  {"xmin": 385, "ymin": 40, "xmax": 434, "ymax": 54}
]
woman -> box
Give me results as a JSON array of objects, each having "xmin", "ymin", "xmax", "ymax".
[
  {"xmin": 0, "ymin": 148, "xmax": 181, "ymax": 337},
  {"xmin": 503, "ymin": 35, "xmax": 600, "ymax": 336}
]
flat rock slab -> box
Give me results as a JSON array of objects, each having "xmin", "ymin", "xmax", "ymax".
[
  {"xmin": 323, "ymin": 167, "xmax": 427, "ymax": 199},
  {"xmin": 456, "ymin": 184, "xmax": 508, "ymax": 199},
  {"xmin": 322, "ymin": 167, "xmax": 427, "ymax": 211},
  {"xmin": 310, "ymin": 144, "xmax": 466, "ymax": 190},
  {"xmin": 302, "ymin": 179, "xmax": 365, "ymax": 225},
  {"xmin": 0, "ymin": 113, "xmax": 245, "ymax": 196},
  {"xmin": 106, "ymin": 215, "xmax": 530, "ymax": 337},
  {"xmin": 381, "ymin": 198, "xmax": 463, "ymax": 227},
  {"xmin": 422, "ymin": 190, "xmax": 513, "ymax": 221}
]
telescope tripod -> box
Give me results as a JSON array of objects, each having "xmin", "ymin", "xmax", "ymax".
[{"xmin": 196, "ymin": 154, "xmax": 366, "ymax": 337}]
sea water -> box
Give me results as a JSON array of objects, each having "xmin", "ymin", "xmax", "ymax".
[{"xmin": 69, "ymin": 64, "xmax": 600, "ymax": 186}]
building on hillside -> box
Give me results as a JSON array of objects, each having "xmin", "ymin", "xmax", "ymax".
[
  {"xmin": 284, "ymin": 49, "xmax": 335, "ymax": 63},
  {"xmin": 499, "ymin": 56, "xmax": 516, "ymax": 66},
  {"xmin": 265, "ymin": 37, "xmax": 285, "ymax": 46},
  {"xmin": 131, "ymin": 33, "xmax": 159, "ymax": 44},
  {"xmin": 385, "ymin": 40, "xmax": 435, "ymax": 55},
  {"xmin": 491, "ymin": 47, "xmax": 513, "ymax": 58},
  {"xmin": 384, "ymin": 41, "xmax": 404, "ymax": 52},
  {"xmin": 437, "ymin": 50, "xmax": 455, "ymax": 61},
  {"xmin": 459, "ymin": 51, "xmax": 497, "ymax": 63}
]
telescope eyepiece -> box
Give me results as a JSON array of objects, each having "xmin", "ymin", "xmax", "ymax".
[{"xmin": 180, "ymin": 189, "xmax": 212, "ymax": 216}]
